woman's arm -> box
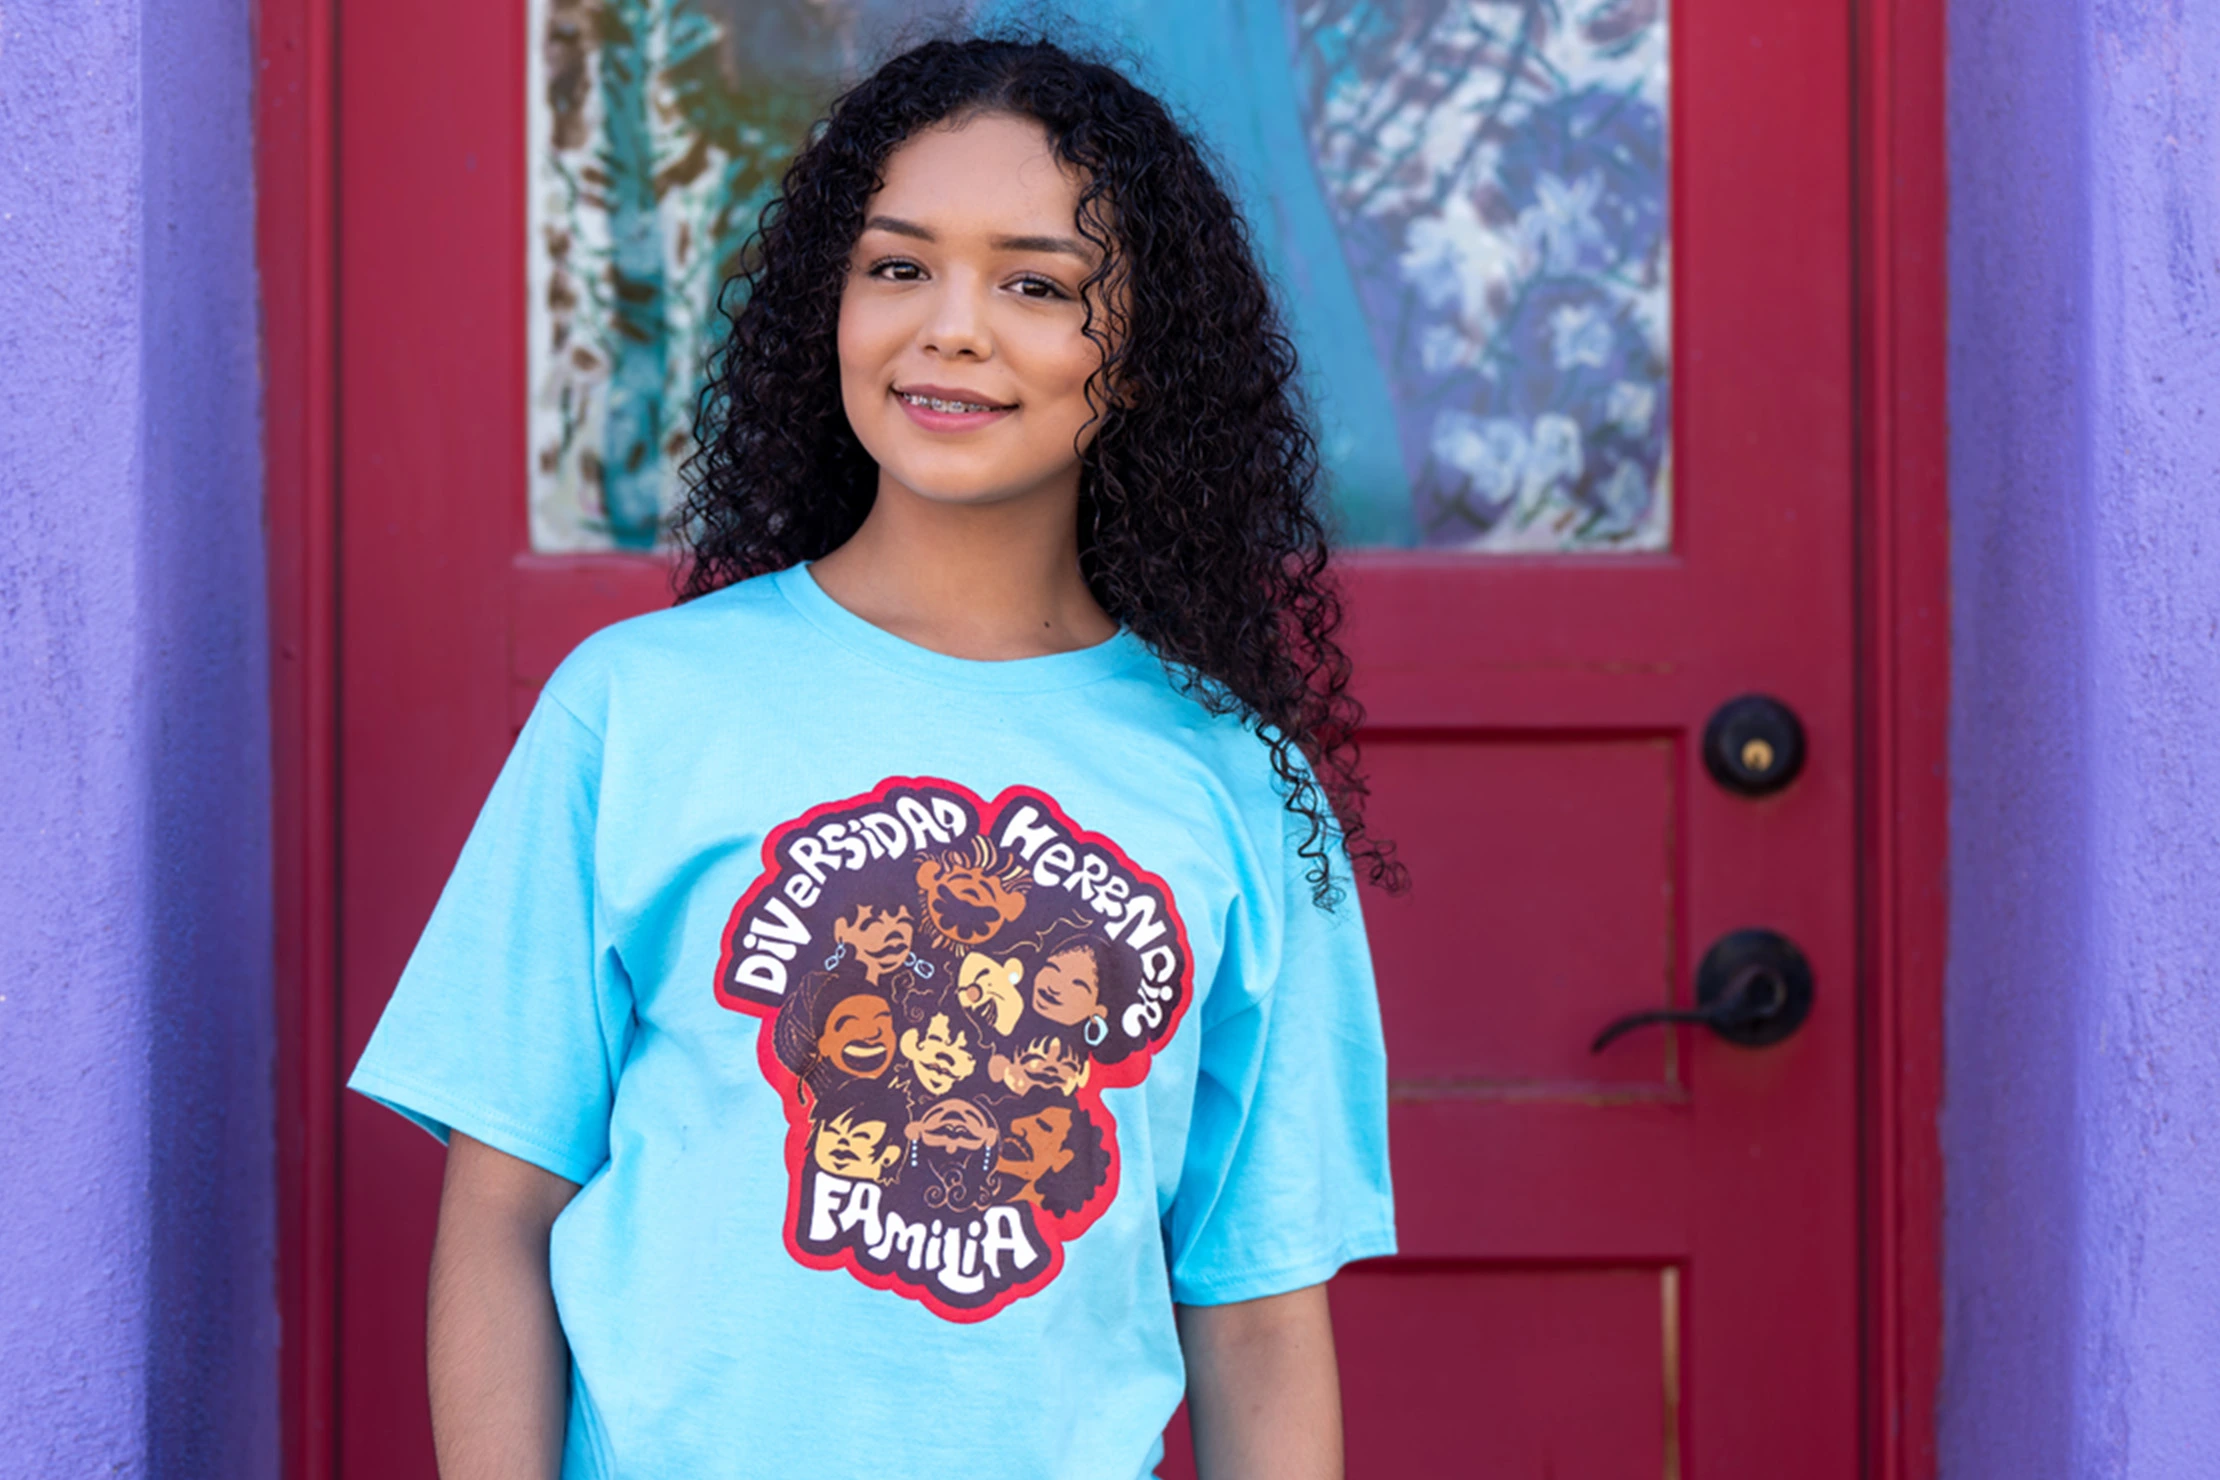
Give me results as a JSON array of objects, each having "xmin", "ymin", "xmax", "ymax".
[
  {"xmin": 1176, "ymin": 1283, "xmax": 1344, "ymax": 1480},
  {"xmin": 426, "ymin": 1132, "xmax": 580, "ymax": 1480}
]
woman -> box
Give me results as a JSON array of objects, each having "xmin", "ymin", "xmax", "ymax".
[{"xmin": 351, "ymin": 32, "xmax": 1397, "ymax": 1480}]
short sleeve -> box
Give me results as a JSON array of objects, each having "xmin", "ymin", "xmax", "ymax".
[
  {"xmin": 346, "ymin": 692, "xmax": 632, "ymax": 1186},
  {"xmin": 1165, "ymin": 814, "xmax": 1398, "ymax": 1305}
]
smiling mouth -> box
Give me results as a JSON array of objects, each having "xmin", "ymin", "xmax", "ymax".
[
  {"xmin": 896, "ymin": 389, "xmax": 1014, "ymax": 415},
  {"xmin": 933, "ymin": 884, "xmax": 1006, "ymax": 937},
  {"xmin": 842, "ymin": 1043, "xmax": 889, "ymax": 1071}
]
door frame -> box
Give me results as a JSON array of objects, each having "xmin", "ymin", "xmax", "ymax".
[{"xmin": 256, "ymin": 3, "xmax": 1947, "ymax": 1475}]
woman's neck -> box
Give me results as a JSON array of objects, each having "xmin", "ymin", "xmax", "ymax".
[{"xmin": 808, "ymin": 474, "xmax": 1118, "ymax": 662}]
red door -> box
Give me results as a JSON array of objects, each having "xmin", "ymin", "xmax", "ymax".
[{"xmin": 319, "ymin": 2, "xmax": 1887, "ymax": 1475}]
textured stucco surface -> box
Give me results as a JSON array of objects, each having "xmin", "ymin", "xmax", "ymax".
[
  {"xmin": 0, "ymin": 1, "xmax": 275, "ymax": 1475},
  {"xmin": 1945, "ymin": 2, "xmax": 2220, "ymax": 1475}
]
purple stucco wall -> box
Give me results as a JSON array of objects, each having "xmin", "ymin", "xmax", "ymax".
[
  {"xmin": 1945, "ymin": 2, "xmax": 2220, "ymax": 1474},
  {"xmin": 0, "ymin": 2, "xmax": 275, "ymax": 1476}
]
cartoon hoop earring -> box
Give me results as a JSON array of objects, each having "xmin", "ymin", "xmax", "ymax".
[
  {"xmin": 1085, "ymin": 1013, "xmax": 1109, "ymax": 1047},
  {"xmin": 907, "ymin": 953, "xmax": 935, "ymax": 979},
  {"xmin": 823, "ymin": 942, "xmax": 848, "ymax": 971}
]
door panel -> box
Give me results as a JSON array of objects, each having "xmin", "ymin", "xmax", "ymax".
[
  {"xmin": 1362, "ymin": 733, "xmax": 1682, "ymax": 1093},
  {"xmin": 1335, "ymin": 1265, "xmax": 1678, "ymax": 1477},
  {"xmin": 336, "ymin": 0, "xmax": 1861, "ymax": 1473}
]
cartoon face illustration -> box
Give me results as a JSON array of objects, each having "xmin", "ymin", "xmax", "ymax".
[
  {"xmin": 832, "ymin": 904, "xmax": 915, "ymax": 985},
  {"xmin": 908, "ymin": 1096, "xmax": 998, "ymax": 1154},
  {"xmin": 817, "ymin": 993, "xmax": 895, "ymax": 1079},
  {"xmin": 915, "ymin": 841, "xmax": 1028, "ymax": 947},
  {"xmin": 990, "ymin": 1036, "xmax": 1088, "ymax": 1097},
  {"xmin": 898, "ymin": 1011, "xmax": 980, "ymax": 1096},
  {"xmin": 997, "ymin": 1105, "xmax": 1076, "ymax": 1200},
  {"xmin": 1031, "ymin": 945, "xmax": 1104, "ymax": 1029},
  {"xmin": 956, "ymin": 952, "xmax": 1025, "ymax": 1037},
  {"xmin": 814, "ymin": 1106, "xmax": 902, "ymax": 1182}
]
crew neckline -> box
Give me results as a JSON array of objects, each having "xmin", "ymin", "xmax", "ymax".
[{"xmin": 772, "ymin": 563, "xmax": 1150, "ymax": 693}]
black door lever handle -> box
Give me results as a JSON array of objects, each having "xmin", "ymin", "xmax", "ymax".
[{"xmin": 1590, "ymin": 929, "xmax": 1814, "ymax": 1054}]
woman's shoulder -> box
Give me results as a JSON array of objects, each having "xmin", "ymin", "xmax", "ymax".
[
  {"xmin": 537, "ymin": 569, "xmax": 802, "ymax": 722},
  {"xmin": 1097, "ymin": 658, "xmax": 1310, "ymax": 819}
]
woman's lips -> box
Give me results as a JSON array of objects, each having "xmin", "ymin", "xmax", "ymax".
[
  {"xmin": 897, "ymin": 383, "xmax": 1014, "ymax": 410},
  {"xmin": 893, "ymin": 386, "xmax": 1015, "ymax": 432},
  {"xmin": 842, "ymin": 1042, "xmax": 889, "ymax": 1069}
]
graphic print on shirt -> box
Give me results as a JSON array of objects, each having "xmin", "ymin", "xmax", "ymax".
[{"xmin": 715, "ymin": 778, "xmax": 1194, "ymax": 1322}]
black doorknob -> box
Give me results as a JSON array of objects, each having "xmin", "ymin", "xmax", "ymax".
[
  {"xmin": 1590, "ymin": 928, "xmax": 1815, "ymax": 1053},
  {"xmin": 1703, "ymin": 694, "xmax": 1806, "ymax": 796}
]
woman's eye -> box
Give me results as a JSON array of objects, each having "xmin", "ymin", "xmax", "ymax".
[
  {"xmin": 1013, "ymin": 275, "xmax": 1069, "ymax": 300},
  {"xmin": 868, "ymin": 258, "xmax": 923, "ymax": 281}
]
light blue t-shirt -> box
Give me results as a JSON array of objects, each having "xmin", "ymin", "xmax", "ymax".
[{"xmin": 349, "ymin": 564, "xmax": 1396, "ymax": 1480}]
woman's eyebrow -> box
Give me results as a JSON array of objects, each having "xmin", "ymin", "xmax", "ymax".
[
  {"xmin": 863, "ymin": 214, "xmax": 935, "ymax": 241},
  {"xmin": 990, "ymin": 232, "xmax": 1093, "ymax": 260},
  {"xmin": 862, "ymin": 214, "xmax": 1092, "ymax": 260}
]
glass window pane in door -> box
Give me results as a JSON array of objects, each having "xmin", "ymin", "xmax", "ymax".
[{"xmin": 526, "ymin": 0, "xmax": 1669, "ymax": 554}]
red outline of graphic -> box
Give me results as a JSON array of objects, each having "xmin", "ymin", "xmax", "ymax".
[{"xmin": 710, "ymin": 775, "xmax": 1198, "ymax": 1323}]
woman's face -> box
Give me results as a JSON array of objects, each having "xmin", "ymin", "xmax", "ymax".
[
  {"xmin": 917, "ymin": 856, "xmax": 1027, "ymax": 946},
  {"xmin": 1010, "ymin": 1037, "xmax": 1085, "ymax": 1096},
  {"xmin": 1031, "ymin": 946, "xmax": 1102, "ymax": 1027},
  {"xmin": 910, "ymin": 1096, "xmax": 997, "ymax": 1154},
  {"xmin": 837, "ymin": 111, "xmax": 1113, "ymax": 516},
  {"xmin": 832, "ymin": 905, "xmax": 914, "ymax": 983},
  {"xmin": 814, "ymin": 1108, "xmax": 899, "ymax": 1182},
  {"xmin": 817, "ymin": 993, "xmax": 895, "ymax": 1079},
  {"xmin": 956, "ymin": 951, "xmax": 1025, "ymax": 1036},
  {"xmin": 998, "ymin": 1105, "xmax": 1077, "ymax": 1184},
  {"xmin": 899, "ymin": 1011, "xmax": 979, "ymax": 1096}
]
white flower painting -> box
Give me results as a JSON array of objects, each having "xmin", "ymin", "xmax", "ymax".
[{"xmin": 1292, "ymin": 0, "xmax": 1671, "ymax": 548}]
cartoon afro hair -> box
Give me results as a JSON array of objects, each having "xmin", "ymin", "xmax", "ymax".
[{"xmin": 1031, "ymin": 1103, "xmax": 1111, "ymax": 1218}]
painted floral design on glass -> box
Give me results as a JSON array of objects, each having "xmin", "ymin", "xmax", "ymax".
[
  {"xmin": 527, "ymin": 0, "xmax": 972, "ymax": 551},
  {"xmin": 526, "ymin": 0, "xmax": 1668, "ymax": 553},
  {"xmin": 1289, "ymin": 0, "xmax": 1671, "ymax": 548}
]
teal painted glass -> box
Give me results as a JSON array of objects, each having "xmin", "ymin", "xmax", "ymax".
[
  {"xmin": 1124, "ymin": 0, "xmax": 1420, "ymax": 547},
  {"xmin": 979, "ymin": 0, "xmax": 1417, "ymax": 546},
  {"xmin": 598, "ymin": 0, "xmax": 672, "ymax": 549}
]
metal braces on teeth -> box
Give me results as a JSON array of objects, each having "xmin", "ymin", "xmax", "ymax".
[{"xmin": 902, "ymin": 392, "xmax": 999, "ymax": 414}]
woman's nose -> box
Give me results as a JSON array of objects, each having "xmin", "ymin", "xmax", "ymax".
[{"xmin": 920, "ymin": 279, "xmax": 992, "ymax": 359}]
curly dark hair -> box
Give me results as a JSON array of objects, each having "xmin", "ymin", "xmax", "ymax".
[
  {"xmin": 675, "ymin": 33, "xmax": 1402, "ymax": 905},
  {"xmin": 1028, "ymin": 1102, "xmax": 1110, "ymax": 1218},
  {"xmin": 1017, "ymin": 918, "xmax": 1147, "ymax": 1065}
]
